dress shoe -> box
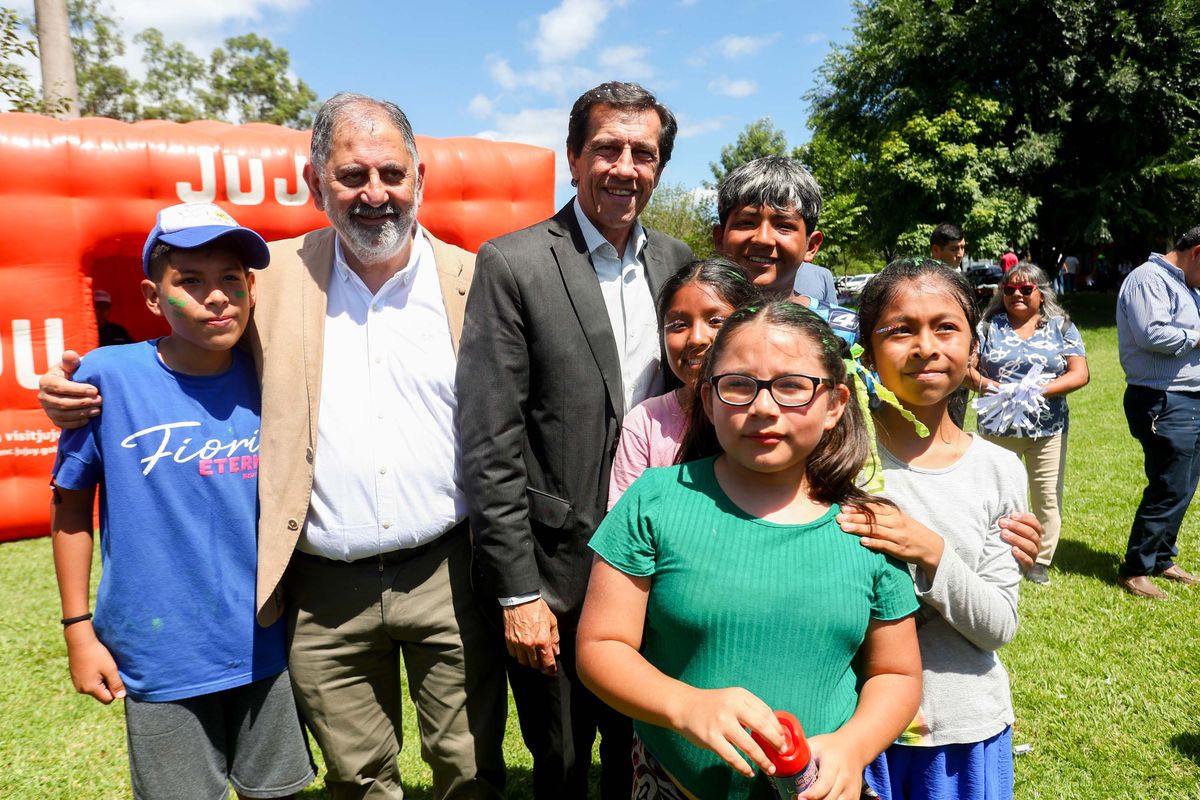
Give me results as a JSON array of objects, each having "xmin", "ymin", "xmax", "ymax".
[
  {"xmin": 1024, "ymin": 564, "xmax": 1050, "ymax": 585},
  {"xmin": 1117, "ymin": 575, "xmax": 1167, "ymax": 600},
  {"xmin": 1155, "ymin": 564, "xmax": 1199, "ymax": 585}
]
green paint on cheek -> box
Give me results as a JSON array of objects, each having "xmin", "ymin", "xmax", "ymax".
[
  {"xmin": 166, "ymin": 296, "xmax": 188, "ymax": 308},
  {"xmin": 234, "ymin": 290, "xmax": 247, "ymax": 299}
]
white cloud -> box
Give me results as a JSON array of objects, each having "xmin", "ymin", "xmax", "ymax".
[
  {"xmin": 676, "ymin": 115, "xmax": 730, "ymax": 138},
  {"xmin": 19, "ymin": 0, "xmax": 314, "ymax": 59},
  {"xmin": 717, "ymin": 34, "xmax": 779, "ymax": 59},
  {"xmin": 534, "ymin": 0, "xmax": 623, "ymax": 63},
  {"xmin": 475, "ymin": 106, "xmax": 573, "ymax": 195},
  {"xmin": 476, "ymin": 107, "xmax": 567, "ymax": 153},
  {"xmin": 468, "ymin": 94, "xmax": 494, "ymax": 117},
  {"xmin": 487, "ymin": 56, "xmax": 600, "ymax": 97},
  {"xmin": 802, "ymin": 32, "xmax": 828, "ymax": 45},
  {"xmin": 597, "ymin": 45, "xmax": 654, "ymax": 81},
  {"xmin": 105, "ymin": 0, "xmax": 309, "ymax": 46},
  {"xmin": 708, "ymin": 76, "xmax": 758, "ymax": 98},
  {"xmin": 679, "ymin": 0, "xmax": 699, "ymax": 5}
]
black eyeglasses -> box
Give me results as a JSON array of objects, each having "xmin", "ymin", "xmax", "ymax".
[
  {"xmin": 1002, "ymin": 284, "xmax": 1037, "ymax": 296},
  {"xmin": 709, "ymin": 373, "xmax": 835, "ymax": 408}
]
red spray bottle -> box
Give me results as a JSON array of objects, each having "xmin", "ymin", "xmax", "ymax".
[{"xmin": 751, "ymin": 710, "xmax": 818, "ymax": 798}]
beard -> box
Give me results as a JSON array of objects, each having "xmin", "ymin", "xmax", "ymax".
[{"xmin": 329, "ymin": 198, "xmax": 418, "ymax": 266}]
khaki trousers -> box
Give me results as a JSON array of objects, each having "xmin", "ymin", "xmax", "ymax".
[
  {"xmin": 284, "ymin": 529, "xmax": 507, "ymax": 800},
  {"xmin": 981, "ymin": 431, "xmax": 1067, "ymax": 565}
]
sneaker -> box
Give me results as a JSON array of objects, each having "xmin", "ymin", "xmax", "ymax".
[{"xmin": 1025, "ymin": 564, "xmax": 1050, "ymax": 585}]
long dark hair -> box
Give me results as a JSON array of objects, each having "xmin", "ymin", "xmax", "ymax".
[
  {"xmin": 677, "ymin": 300, "xmax": 873, "ymax": 508},
  {"xmin": 856, "ymin": 256, "xmax": 980, "ymax": 366}
]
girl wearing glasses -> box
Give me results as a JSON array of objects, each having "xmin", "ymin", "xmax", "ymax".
[
  {"xmin": 578, "ymin": 301, "xmax": 922, "ymax": 800},
  {"xmin": 967, "ymin": 264, "xmax": 1089, "ymax": 586},
  {"xmin": 839, "ymin": 259, "xmax": 1028, "ymax": 800}
]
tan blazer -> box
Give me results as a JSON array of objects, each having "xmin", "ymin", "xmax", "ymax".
[{"xmin": 246, "ymin": 227, "xmax": 474, "ymax": 625}]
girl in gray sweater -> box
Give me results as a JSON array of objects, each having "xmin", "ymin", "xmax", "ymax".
[{"xmin": 841, "ymin": 258, "xmax": 1025, "ymax": 800}]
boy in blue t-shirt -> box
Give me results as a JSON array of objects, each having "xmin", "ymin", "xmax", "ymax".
[{"xmin": 50, "ymin": 202, "xmax": 314, "ymax": 800}]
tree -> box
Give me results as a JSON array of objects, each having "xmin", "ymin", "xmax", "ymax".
[
  {"xmin": 802, "ymin": 91, "xmax": 1042, "ymax": 261},
  {"xmin": 640, "ymin": 183, "xmax": 716, "ymax": 260},
  {"xmin": 806, "ymin": 0, "xmax": 1200, "ymax": 259},
  {"xmin": 135, "ymin": 28, "xmax": 207, "ymax": 121},
  {"xmin": 35, "ymin": 0, "xmax": 79, "ymax": 117},
  {"xmin": 794, "ymin": 134, "xmax": 874, "ymax": 272},
  {"xmin": 207, "ymin": 34, "xmax": 318, "ymax": 128},
  {"xmin": 9, "ymin": 0, "xmax": 319, "ymax": 127},
  {"xmin": 68, "ymin": 0, "xmax": 137, "ymax": 119},
  {"xmin": 709, "ymin": 117, "xmax": 789, "ymax": 186},
  {"xmin": 1, "ymin": 7, "xmax": 45, "ymax": 111}
]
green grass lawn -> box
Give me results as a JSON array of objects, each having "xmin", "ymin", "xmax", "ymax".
[{"xmin": 2, "ymin": 292, "xmax": 1198, "ymax": 799}]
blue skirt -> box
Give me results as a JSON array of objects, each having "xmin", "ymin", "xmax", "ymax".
[{"xmin": 865, "ymin": 727, "xmax": 1013, "ymax": 800}]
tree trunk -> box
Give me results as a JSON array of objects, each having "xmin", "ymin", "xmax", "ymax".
[{"xmin": 34, "ymin": 0, "xmax": 78, "ymax": 119}]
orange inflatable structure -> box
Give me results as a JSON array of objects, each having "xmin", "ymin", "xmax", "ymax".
[{"xmin": 0, "ymin": 114, "xmax": 555, "ymax": 543}]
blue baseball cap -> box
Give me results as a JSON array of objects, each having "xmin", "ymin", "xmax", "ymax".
[{"xmin": 141, "ymin": 202, "xmax": 271, "ymax": 276}]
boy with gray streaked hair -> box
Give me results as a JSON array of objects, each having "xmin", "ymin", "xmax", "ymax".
[{"xmin": 712, "ymin": 155, "xmax": 835, "ymax": 302}]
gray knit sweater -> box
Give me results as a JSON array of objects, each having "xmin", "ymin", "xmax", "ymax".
[{"xmin": 879, "ymin": 434, "xmax": 1025, "ymax": 746}]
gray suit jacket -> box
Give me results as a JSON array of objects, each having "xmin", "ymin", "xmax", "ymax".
[{"xmin": 457, "ymin": 203, "xmax": 692, "ymax": 621}]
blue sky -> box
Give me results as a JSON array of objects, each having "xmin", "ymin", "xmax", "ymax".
[{"xmin": 9, "ymin": 0, "xmax": 858, "ymax": 202}]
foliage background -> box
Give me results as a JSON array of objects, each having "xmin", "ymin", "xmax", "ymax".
[{"xmin": 801, "ymin": 0, "xmax": 1200, "ymax": 265}]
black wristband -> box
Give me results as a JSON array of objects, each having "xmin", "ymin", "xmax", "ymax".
[{"xmin": 61, "ymin": 613, "xmax": 93, "ymax": 627}]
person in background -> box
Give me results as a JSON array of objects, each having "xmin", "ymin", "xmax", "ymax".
[
  {"xmin": 712, "ymin": 156, "xmax": 836, "ymax": 305},
  {"xmin": 93, "ymin": 290, "xmax": 132, "ymax": 347},
  {"xmin": 967, "ymin": 264, "xmax": 1089, "ymax": 585},
  {"xmin": 1000, "ymin": 247, "xmax": 1019, "ymax": 273},
  {"xmin": 1062, "ymin": 253, "xmax": 1080, "ymax": 293},
  {"xmin": 1114, "ymin": 225, "xmax": 1200, "ymax": 599},
  {"xmin": 930, "ymin": 223, "xmax": 966, "ymax": 271}
]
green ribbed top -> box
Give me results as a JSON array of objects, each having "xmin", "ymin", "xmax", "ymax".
[{"xmin": 590, "ymin": 456, "xmax": 918, "ymax": 800}]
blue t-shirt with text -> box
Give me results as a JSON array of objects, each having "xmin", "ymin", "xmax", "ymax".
[{"xmin": 52, "ymin": 341, "xmax": 286, "ymax": 702}]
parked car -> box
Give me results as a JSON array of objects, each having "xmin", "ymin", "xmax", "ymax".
[
  {"xmin": 836, "ymin": 272, "xmax": 876, "ymax": 303},
  {"xmin": 965, "ymin": 262, "xmax": 1004, "ymax": 304}
]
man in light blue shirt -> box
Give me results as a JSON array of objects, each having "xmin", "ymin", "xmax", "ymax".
[{"xmin": 1115, "ymin": 224, "xmax": 1200, "ymax": 598}]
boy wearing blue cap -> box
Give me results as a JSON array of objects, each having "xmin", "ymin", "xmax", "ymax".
[{"xmin": 50, "ymin": 202, "xmax": 314, "ymax": 800}]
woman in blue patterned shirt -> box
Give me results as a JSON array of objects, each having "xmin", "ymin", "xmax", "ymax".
[{"xmin": 967, "ymin": 264, "xmax": 1090, "ymax": 585}]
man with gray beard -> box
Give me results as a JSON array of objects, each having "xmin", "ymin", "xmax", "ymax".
[{"xmin": 38, "ymin": 93, "xmax": 507, "ymax": 800}]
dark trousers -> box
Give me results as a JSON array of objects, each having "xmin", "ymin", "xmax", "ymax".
[
  {"xmin": 507, "ymin": 628, "xmax": 632, "ymax": 800},
  {"xmin": 286, "ymin": 529, "xmax": 508, "ymax": 800},
  {"xmin": 1122, "ymin": 385, "xmax": 1200, "ymax": 576}
]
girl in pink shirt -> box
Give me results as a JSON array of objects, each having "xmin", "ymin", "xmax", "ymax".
[{"xmin": 608, "ymin": 258, "xmax": 761, "ymax": 508}]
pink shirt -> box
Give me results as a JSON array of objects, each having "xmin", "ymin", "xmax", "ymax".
[{"xmin": 607, "ymin": 390, "xmax": 688, "ymax": 510}]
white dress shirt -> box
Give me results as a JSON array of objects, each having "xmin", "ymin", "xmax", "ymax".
[
  {"xmin": 298, "ymin": 228, "xmax": 466, "ymax": 560},
  {"xmin": 573, "ymin": 199, "xmax": 663, "ymax": 414}
]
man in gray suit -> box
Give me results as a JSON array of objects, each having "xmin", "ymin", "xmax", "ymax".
[{"xmin": 457, "ymin": 82, "xmax": 692, "ymax": 799}]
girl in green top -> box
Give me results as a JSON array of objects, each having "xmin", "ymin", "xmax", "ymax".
[{"xmin": 578, "ymin": 301, "xmax": 922, "ymax": 800}]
